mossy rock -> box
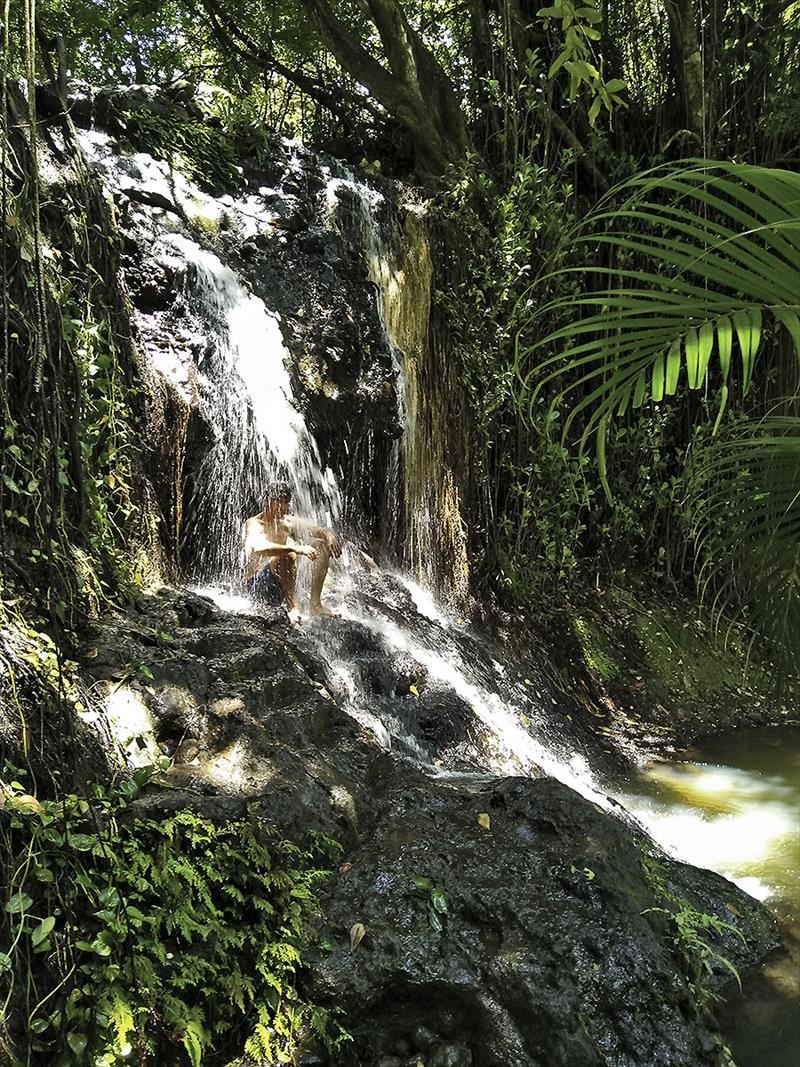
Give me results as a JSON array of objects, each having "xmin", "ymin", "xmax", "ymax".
[{"xmin": 565, "ymin": 584, "xmax": 792, "ymax": 751}]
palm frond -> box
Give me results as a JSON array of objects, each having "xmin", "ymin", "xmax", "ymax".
[
  {"xmin": 688, "ymin": 416, "xmax": 800, "ymax": 679},
  {"xmin": 515, "ymin": 160, "xmax": 800, "ymax": 460},
  {"xmin": 513, "ymin": 160, "xmax": 800, "ymax": 678}
]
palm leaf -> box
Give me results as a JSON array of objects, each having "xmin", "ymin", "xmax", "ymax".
[
  {"xmin": 513, "ymin": 160, "xmax": 800, "ymax": 677},
  {"xmin": 688, "ymin": 416, "xmax": 800, "ymax": 677},
  {"xmin": 515, "ymin": 160, "xmax": 800, "ymax": 466}
]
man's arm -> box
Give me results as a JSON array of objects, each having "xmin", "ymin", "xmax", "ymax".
[
  {"xmin": 243, "ymin": 521, "xmax": 318, "ymax": 559},
  {"xmin": 286, "ymin": 516, "xmax": 342, "ymax": 557}
]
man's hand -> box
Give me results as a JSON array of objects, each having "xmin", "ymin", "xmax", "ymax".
[
  {"xmin": 323, "ymin": 530, "xmax": 343, "ymax": 558},
  {"xmin": 298, "ymin": 544, "xmax": 319, "ymax": 561}
]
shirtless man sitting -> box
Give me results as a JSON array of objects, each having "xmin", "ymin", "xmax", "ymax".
[{"xmin": 243, "ymin": 481, "xmax": 342, "ymax": 619}]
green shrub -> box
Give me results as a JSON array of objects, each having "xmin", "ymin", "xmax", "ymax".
[{"xmin": 0, "ymin": 769, "xmax": 348, "ymax": 1065}]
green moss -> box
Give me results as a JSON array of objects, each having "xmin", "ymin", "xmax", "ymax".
[
  {"xmin": 190, "ymin": 209, "xmax": 222, "ymax": 235},
  {"xmin": 116, "ymin": 108, "xmax": 241, "ymax": 191},
  {"xmin": 563, "ymin": 584, "xmax": 781, "ymax": 740},
  {"xmin": 573, "ymin": 615, "xmax": 620, "ymax": 681},
  {"xmin": 612, "ymin": 587, "xmax": 757, "ymax": 698}
]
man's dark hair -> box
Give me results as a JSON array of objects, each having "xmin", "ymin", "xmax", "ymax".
[{"xmin": 265, "ymin": 479, "xmax": 292, "ymax": 506}]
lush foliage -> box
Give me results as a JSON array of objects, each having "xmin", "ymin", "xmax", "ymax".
[
  {"xmin": 0, "ymin": 768, "xmax": 347, "ymax": 1066},
  {"xmin": 114, "ymin": 107, "xmax": 242, "ymax": 190},
  {"xmin": 515, "ymin": 161, "xmax": 800, "ymax": 672},
  {"xmin": 642, "ymin": 855, "xmax": 745, "ymax": 1011},
  {"xmin": 1, "ymin": 76, "xmax": 144, "ymax": 626}
]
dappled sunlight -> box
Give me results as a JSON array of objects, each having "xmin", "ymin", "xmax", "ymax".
[
  {"xmin": 202, "ymin": 738, "xmax": 275, "ymax": 792},
  {"xmin": 101, "ymin": 683, "xmax": 159, "ymax": 767}
]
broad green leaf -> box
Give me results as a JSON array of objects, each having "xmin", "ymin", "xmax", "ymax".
[
  {"xmin": 67, "ymin": 834, "xmax": 95, "ymax": 852},
  {"xmin": 666, "ymin": 337, "xmax": 683, "ymax": 394},
  {"xmin": 651, "ymin": 353, "xmax": 664, "ymax": 401},
  {"xmin": 67, "ymin": 1033, "xmax": 87, "ymax": 1057},
  {"xmin": 633, "ymin": 369, "xmax": 647, "ymax": 407},
  {"xmin": 773, "ymin": 306, "xmax": 800, "ymax": 357},
  {"xmin": 5, "ymin": 892, "xmax": 33, "ymax": 914},
  {"xmin": 696, "ymin": 321, "xmax": 715, "ymax": 385},
  {"xmin": 31, "ymin": 916, "xmax": 56, "ymax": 946},
  {"xmin": 717, "ymin": 316, "xmax": 732, "ymax": 381},
  {"xmin": 733, "ymin": 308, "xmax": 762, "ymax": 394}
]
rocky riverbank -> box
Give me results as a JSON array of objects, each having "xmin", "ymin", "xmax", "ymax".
[{"xmin": 69, "ymin": 582, "xmax": 777, "ymax": 1067}]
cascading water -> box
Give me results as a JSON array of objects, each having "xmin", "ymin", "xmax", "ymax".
[
  {"xmin": 76, "ymin": 125, "xmax": 614, "ymax": 810},
  {"xmin": 155, "ymin": 233, "xmax": 340, "ymax": 578},
  {"xmin": 324, "ymin": 169, "xmax": 470, "ymax": 603},
  {"xmin": 322, "ymin": 171, "xmax": 408, "ymax": 545},
  {"xmin": 66, "ymin": 119, "xmax": 793, "ymax": 1065},
  {"xmin": 78, "ymin": 129, "xmax": 340, "ymax": 579}
]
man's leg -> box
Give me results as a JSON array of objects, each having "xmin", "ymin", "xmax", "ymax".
[
  {"xmin": 271, "ymin": 554, "xmax": 299, "ymax": 614},
  {"xmin": 309, "ymin": 538, "xmax": 337, "ymax": 616}
]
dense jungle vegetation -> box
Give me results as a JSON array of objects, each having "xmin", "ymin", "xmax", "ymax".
[
  {"xmin": 2, "ymin": 0, "xmax": 799, "ymax": 668},
  {"xmin": 0, "ymin": 0, "xmax": 799, "ymax": 1063}
]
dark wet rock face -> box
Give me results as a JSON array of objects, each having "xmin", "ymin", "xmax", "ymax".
[
  {"xmin": 64, "ymin": 84, "xmax": 406, "ymax": 556},
  {"xmin": 313, "ymin": 775, "xmax": 774, "ymax": 1067},
  {"xmin": 80, "ymin": 588, "xmax": 777, "ymax": 1067}
]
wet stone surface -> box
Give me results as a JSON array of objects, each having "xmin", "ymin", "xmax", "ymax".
[{"xmin": 78, "ymin": 587, "xmax": 778, "ymax": 1067}]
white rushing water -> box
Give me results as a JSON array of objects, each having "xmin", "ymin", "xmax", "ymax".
[
  {"xmin": 81, "ymin": 125, "xmax": 609, "ymax": 807},
  {"xmin": 79, "ymin": 130, "xmax": 340, "ymax": 578},
  {"xmin": 614, "ymin": 755, "xmax": 800, "ymax": 902},
  {"xmin": 155, "ymin": 232, "xmax": 340, "ymax": 577}
]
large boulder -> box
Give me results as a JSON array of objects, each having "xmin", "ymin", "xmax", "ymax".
[
  {"xmin": 78, "ymin": 588, "xmax": 777, "ymax": 1067},
  {"xmin": 310, "ymin": 775, "xmax": 774, "ymax": 1067}
]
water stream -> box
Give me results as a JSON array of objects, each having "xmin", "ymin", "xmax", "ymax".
[{"xmin": 615, "ymin": 729, "xmax": 800, "ymax": 1067}]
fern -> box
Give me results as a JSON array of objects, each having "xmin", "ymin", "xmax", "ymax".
[
  {"xmin": 110, "ymin": 993, "xmax": 135, "ymax": 1051},
  {"xmin": 0, "ymin": 771, "xmax": 350, "ymax": 1064},
  {"xmin": 181, "ymin": 1018, "xmax": 208, "ymax": 1067}
]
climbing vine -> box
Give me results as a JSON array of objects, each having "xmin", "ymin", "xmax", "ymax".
[{"xmin": 2, "ymin": 42, "xmax": 146, "ymax": 626}]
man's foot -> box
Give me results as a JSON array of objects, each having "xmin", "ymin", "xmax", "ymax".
[
  {"xmin": 309, "ymin": 602, "xmax": 340, "ymax": 618},
  {"xmin": 288, "ymin": 607, "xmax": 303, "ymax": 624}
]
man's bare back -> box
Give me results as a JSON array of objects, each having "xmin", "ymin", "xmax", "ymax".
[{"xmin": 243, "ymin": 484, "xmax": 342, "ymax": 619}]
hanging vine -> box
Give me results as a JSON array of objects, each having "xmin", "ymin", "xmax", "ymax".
[{"xmin": 1, "ymin": 3, "xmax": 148, "ymax": 634}]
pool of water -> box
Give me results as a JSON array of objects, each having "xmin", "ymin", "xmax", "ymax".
[{"xmin": 616, "ymin": 727, "xmax": 800, "ymax": 1067}]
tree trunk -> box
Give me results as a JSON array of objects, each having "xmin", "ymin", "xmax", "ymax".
[
  {"xmin": 664, "ymin": 0, "xmax": 705, "ymax": 143},
  {"xmin": 300, "ymin": 0, "xmax": 471, "ymax": 179}
]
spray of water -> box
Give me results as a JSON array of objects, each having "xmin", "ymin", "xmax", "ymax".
[
  {"xmin": 155, "ymin": 233, "xmax": 340, "ymax": 578},
  {"xmin": 81, "ymin": 126, "xmax": 609, "ymax": 806}
]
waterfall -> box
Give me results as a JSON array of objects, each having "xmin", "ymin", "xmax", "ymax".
[
  {"xmin": 78, "ymin": 130, "xmax": 339, "ymax": 580},
  {"xmin": 155, "ymin": 234, "xmax": 340, "ymax": 579},
  {"xmin": 79, "ymin": 126, "xmax": 608, "ymax": 809},
  {"xmin": 324, "ymin": 171, "xmax": 470, "ymax": 605},
  {"xmin": 322, "ymin": 172, "xmax": 407, "ymax": 546}
]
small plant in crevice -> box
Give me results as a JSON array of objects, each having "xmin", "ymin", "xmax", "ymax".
[
  {"xmin": 413, "ymin": 876, "xmax": 449, "ymax": 932},
  {"xmin": 0, "ymin": 767, "xmax": 349, "ymax": 1065},
  {"xmin": 641, "ymin": 855, "xmax": 746, "ymax": 1011}
]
